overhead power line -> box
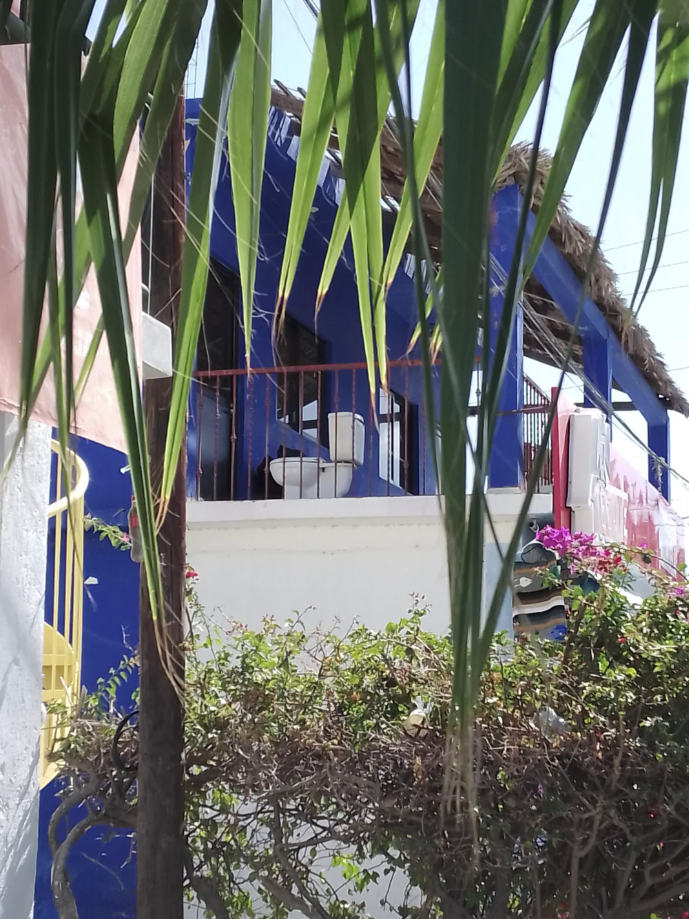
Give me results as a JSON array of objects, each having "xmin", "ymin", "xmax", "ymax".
[{"xmin": 604, "ymin": 226, "xmax": 689, "ymax": 253}]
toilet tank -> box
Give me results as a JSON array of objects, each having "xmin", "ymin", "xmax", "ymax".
[{"xmin": 328, "ymin": 412, "xmax": 365, "ymax": 466}]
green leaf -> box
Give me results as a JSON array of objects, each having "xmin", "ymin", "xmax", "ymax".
[
  {"xmin": 112, "ymin": 0, "xmax": 185, "ymax": 170},
  {"xmin": 441, "ymin": 0, "xmax": 507, "ymax": 723},
  {"xmin": 53, "ymin": 0, "xmax": 97, "ymax": 438},
  {"xmin": 275, "ymin": 10, "xmax": 337, "ymax": 321},
  {"xmin": 227, "ymin": 0, "xmax": 272, "ymax": 368},
  {"xmin": 632, "ymin": 3, "xmax": 689, "ymax": 314},
  {"xmin": 123, "ymin": 0, "xmax": 209, "ymax": 254},
  {"xmin": 79, "ymin": 114, "xmax": 163, "ymax": 622},
  {"xmin": 25, "ymin": 0, "xmax": 179, "ymax": 428},
  {"xmin": 79, "ymin": 0, "xmax": 130, "ymax": 124},
  {"xmin": 375, "ymin": 0, "xmax": 444, "ymax": 372},
  {"xmin": 20, "ymin": 0, "xmax": 62, "ymax": 421},
  {"xmin": 522, "ymin": 0, "xmax": 631, "ymax": 281},
  {"xmin": 318, "ymin": 0, "xmax": 378, "ymax": 395},
  {"xmin": 313, "ymin": 0, "xmax": 419, "ymax": 387},
  {"xmin": 408, "ymin": 266, "xmax": 442, "ymax": 351},
  {"xmin": 0, "ymin": 0, "xmax": 13, "ymax": 35},
  {"xmin": 493, "ymin": 0, "xmax": 578, "ymax": 169},
  {"xmin": 160, "ymin": 0, "xmax": 243, "ymax": 506}
]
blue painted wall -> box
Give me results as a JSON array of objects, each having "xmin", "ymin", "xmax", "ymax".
[{"xmin": 34, "ymin": 439, "xmax": 139, "ymax": 919}]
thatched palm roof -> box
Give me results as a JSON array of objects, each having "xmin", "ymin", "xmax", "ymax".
[{"xmin": 270, "ymin": 85, "xmax": 689, "ymax": 417}]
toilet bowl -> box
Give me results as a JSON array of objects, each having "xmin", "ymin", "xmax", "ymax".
[
  {"xmin": 268, "ymin": 455, "xmax": 354, "ymax": 499},
  {"xmin": 269, "ymin": 412, "xmax": 365, "ymax": 499}
]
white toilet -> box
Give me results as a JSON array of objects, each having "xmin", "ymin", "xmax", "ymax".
[{"xmin": 269, "ymin": 412, "xmax": 365, "ymax": 499}]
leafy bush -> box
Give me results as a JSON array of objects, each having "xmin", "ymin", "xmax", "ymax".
[{"xmin": 50, "ymin": 552, "xmax": 689, "ymax": 919}]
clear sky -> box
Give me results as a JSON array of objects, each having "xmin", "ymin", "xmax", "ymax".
[{"xmin": 90, "ymin": 0, "xmax": 689, "ymax": 518}]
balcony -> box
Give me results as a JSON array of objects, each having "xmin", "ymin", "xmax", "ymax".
[{"xmin": 188, "ymin": 361, "xmax": 553, "ymax": 502}]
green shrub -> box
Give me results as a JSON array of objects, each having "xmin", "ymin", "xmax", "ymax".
[{"xmin": 51, "ymin": 552, "xmax": 689, "ymax": 919}]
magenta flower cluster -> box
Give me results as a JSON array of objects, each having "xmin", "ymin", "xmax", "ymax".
[{"xmin": 536, "ymin": 526, "xmax": 624, "ymax": 572}]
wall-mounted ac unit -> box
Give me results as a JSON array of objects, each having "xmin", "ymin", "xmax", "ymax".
[{"xmin": 567, "ymin": 409, "xmax": 627, "ymax": 541}]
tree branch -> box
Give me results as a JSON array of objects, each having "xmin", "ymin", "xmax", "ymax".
[{"xmin": 182, "ymin": 847, "xmax": 232, "ymax": 919}]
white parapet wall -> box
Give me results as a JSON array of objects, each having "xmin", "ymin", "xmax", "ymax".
[
  {"xmin": 186, "ymin": 492, "xmax": 553, "ymax": 640},
  {"xmin": 0, "ymin": 413, "xmax": 51, "ymax": 919},
  {"xmin": 185, "ymin": 490, "xmax": 551, "ymax": 919}
]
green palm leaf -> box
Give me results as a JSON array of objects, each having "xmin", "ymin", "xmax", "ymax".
[
  {"xmin": 79, "ymin": 113, "xmax": 163, "ymax": 622},
  {"xmin": 160, "ymin": 0, "xmax": 243, "ymax": 508},
  {"xmin": 631, "ymin": 4, "xmax": 689, "ymax": 313},
  {"xmin": 274, "ymin": 10, "xmax": 337, "ymax": 323},
  {"xmin": 227, "ymin": 0, "xmax": 272, "ymax": 369}
]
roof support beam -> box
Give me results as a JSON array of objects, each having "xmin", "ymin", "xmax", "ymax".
[
  {"xmin": 648, "ymin": 421, "xmax": 670, "ymax": 501},
  {"xmin": 487, "ymin": 211, "xmax": 524, "ymax": 489},
  {"xmin": 493, "ymin": 185, "xmax": 669, "ymax": 429},
  {"xmin": 582, "ymin": 332, "xmax": 613, "ymax": 420}
]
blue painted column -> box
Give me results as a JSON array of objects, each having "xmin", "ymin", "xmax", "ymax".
[
  {"xmin": 648, "ymin": 419, "xmax": 670, "ymax": 501},
  {"xmin": 582, "ymin": 333, "xmax": 613, "ymax": 418},
  {"xmin": 488, "ymin": 190, "xmax": 524, "ymax": 489},
  {"xmin": 487, "ymin": 285, "xmax": 524, "ymax": 488}
]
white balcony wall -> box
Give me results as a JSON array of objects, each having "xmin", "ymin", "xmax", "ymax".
[
  {"xmin": 0, "ymin": 413, "xmax": 51, "ymax": 919},
  {"xmin": 187, "ymin": 492, "xmax": 553, "ymax": 647}
]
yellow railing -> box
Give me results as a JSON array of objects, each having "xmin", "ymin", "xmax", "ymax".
[{"xmin": 39, "ymin": 441, "xmax": 89, "ymax": 788}]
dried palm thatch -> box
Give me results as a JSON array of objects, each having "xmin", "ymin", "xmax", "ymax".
[{"xmin": 271, "ymin": 86, "xmax": 689, "ymax": 417}]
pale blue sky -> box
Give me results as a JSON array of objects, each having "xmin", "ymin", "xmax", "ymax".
[{"xmin": 90, "ymin": 0, "xmax": 689, "ymax": 516}]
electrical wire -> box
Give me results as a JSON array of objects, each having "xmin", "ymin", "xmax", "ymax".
[
  {"xmin": 604, "ymin": 226, "xmax": 689, "ymax": 253},
  {"xmin": 300, "ymin": 0, "xmax": 319, "ymax": 18}
]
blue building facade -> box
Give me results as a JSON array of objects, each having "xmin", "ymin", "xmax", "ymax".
[{"xmin": 32, "ymin": 95, "xmax": 674, "ymax": 919}]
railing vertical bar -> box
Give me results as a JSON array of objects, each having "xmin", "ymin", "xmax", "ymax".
[
  {"xmin": 73, "ymin": 492, "xmax": 85, "ymax": 692},
  {"xmin": 247, "ymin": 373, "xmax": 253, "ymax": 499},
  {"xmin": 367, "ymin": 383, "xmax": 374, "ymax": 497},
  {"xmin": 195, "ymin": 384, "xmax": 203, "ymax": 500},
  {"xmin": 230, "ymin": 376, "xmax": 237, "ymax": 501},
  {"xmin": 299, "ymin": 371, "xmax": 305, "ymax": 499},
  {"xmin": 421, "ymin": 395, "xmax": 427, "ymax": 495},
  {"xmin": 351, "ymin": 369, "xmax": 356, "ymax": 496},
  {"xmin": 316, "ymin": 371, "xmax": 322, "ymax": 499},
  {"xmin": 333, "ymin": 371, "xmax": 339, "ymax": 496},
  {"xmin": 213, "ymin": 377, "xmax": 220, "ymax": 501},
  {"xmin": 281, "ymin": 370, "xmax": 287, "ymax": 500},
  {"xmin": 403, "ymin": 363, "xmax": 410, "ymax": 494},
  {"xmin": 386, "ymin": 392, "xmax": 392, "ymax": 497},
  {"xmin": 264, "ymin": 374, "xmax": 270, "ymax": 500}
]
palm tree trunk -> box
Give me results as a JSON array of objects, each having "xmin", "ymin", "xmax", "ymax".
[{"xmin": 137, "ymin": 93, "xmax": 187, "ymax": 919}]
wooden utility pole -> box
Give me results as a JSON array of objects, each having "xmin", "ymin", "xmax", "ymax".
[{"xmin": 137, "ymin": 95, "xmax": 186, "ymax": 919}]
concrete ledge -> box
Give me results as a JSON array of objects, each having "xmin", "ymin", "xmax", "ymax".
[
  {"xmin": 142, "ymin": 312, "xmax": 172, "ymax": 380},
  {"xmin": 186, "ymin": 491, "xmax": 552, "ymax": 529}
]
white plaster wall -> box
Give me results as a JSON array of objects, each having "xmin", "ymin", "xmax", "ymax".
[
  {"xmin": 0, "ymin": 412, "xmax": 51, "ymax": 919},
  {"xmin": 187, "ymin": 493, "xmax": 552, "ymax": 644},
  {"xmin": 188, "ymin": 496, "xmax": 452, "ymax": 636},
  {"xmin": 185, "ymin": 493, "xmax": 551, "ymax": 919}
]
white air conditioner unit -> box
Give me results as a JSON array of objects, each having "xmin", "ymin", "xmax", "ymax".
[{"xmin": 567, "ymin": 409, "xmax": 627, "ymax": 541}]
